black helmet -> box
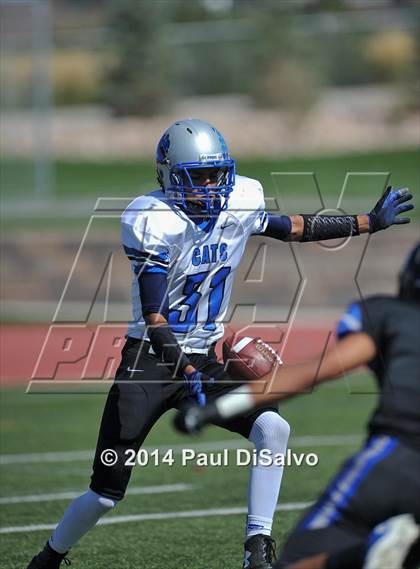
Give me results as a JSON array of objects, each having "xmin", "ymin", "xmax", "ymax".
[{"xmin": 399, "ymin": 242, "xmax": 420, "ymax": 302}]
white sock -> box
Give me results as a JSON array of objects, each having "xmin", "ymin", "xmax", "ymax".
[
  {"xmin": 246, "ymin": 412, "xmax": 290, "ymax": 539},
  {"xmin": 49, "ymin": 489, "xmax": 116, "ymax": 553}
]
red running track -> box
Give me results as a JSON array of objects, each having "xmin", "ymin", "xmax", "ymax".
[{"xmin": 0, "ymin": 323, "xmax": 335, "ymax": 387}]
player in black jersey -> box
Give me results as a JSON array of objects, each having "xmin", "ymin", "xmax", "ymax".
[
  {"xmin": 175, "ymin": 242, "xmax": 420, "ymax": 569},
  {"xmin": 276, "ymin": 242, "xmax": 420, "ymax": 568}
]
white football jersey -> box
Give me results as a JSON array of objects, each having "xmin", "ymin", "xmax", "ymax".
[{"xmin": 121, "ymin": 175, "xmax": 268, "ymax": 350}]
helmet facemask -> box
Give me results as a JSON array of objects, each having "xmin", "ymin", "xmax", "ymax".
[{"xmin": 169, "ymin": 161, "xmax": 235, "ymax": 219}]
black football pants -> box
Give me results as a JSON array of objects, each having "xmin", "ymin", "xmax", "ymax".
[
  {"xmin": 90, "ymin": 337, "xmax": 277, "ymax": 501},
  {"xmin": 275, "ymin": 435, "xmax": 420, "ymax": 568}
]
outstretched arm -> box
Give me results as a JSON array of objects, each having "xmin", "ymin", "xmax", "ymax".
[
  {"xmin": 259, "ymin": 186, "xmax": 413, "ymax": 242},
  {"xmin": 174, "ymin": 332, "xmax": 377, "ymax": 433},
  {"xmin": 246, "ymin": 331, "xmax": 376, "ymax": 407}
]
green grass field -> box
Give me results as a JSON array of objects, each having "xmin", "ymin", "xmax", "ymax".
[{"xmin": 0, "ymin": 374, "xmax": 377, "ymax": 568}]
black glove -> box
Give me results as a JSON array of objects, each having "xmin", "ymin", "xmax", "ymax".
[
  {"xmin": 368, "ymin": 186, "xmax": 414, "ymax": 233},
  {"xmin": 182, "ymin": 370, "xmax": 214, "ymax": 407}
]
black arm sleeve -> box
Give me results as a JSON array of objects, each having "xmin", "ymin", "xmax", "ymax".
[
  {"xmin": 300, "ymin": 214, "xmax": 360, "ymax": 242},
  {"xmin": 148, "ymin": 324, "xmax": 191, "ymax": 373}
]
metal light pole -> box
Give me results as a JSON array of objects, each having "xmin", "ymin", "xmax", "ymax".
[{"xmin": 32, "ymin": 0, "xmax": 54, "ymax": 199}]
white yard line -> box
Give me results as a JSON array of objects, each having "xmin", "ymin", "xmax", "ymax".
[
  {"xmin": 0, "ymin": 434, "xmax": 361, "ymax": 466},
  {"xmin": 0, "ymin": 502, "xmax": 313, "ymax": 534},
  {"xmin": 0, "ymin": 484, "xmax": 193, "ymax": 505}
]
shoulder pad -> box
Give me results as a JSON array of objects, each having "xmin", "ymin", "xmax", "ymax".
[{"xmin": 228, "ymin": 175, "xmax": 264, "ymax": 211}]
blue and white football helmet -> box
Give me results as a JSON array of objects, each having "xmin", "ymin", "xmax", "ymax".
[{"xmin": 156, "ymin": 119, "xmax": 236, "ymax": 218}]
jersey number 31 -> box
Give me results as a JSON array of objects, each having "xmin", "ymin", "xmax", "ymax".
[{"xmin": 168, "ymin": 267, "xmax": 231, "ymax": 333}]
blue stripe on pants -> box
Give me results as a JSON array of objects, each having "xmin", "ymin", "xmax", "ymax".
[{"xmin": 300, "ymin": 435, "xmax": 398, "ymax": 530}]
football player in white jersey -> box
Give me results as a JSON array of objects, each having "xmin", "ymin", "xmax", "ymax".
[{"xmin": 27, "ymin": 119, "xmax": 413, "ymax": 569}]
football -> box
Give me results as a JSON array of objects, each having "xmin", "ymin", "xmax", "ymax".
[{"xmin": 222, "ymin": 335, "xmax": 282, "ymax": 381}]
